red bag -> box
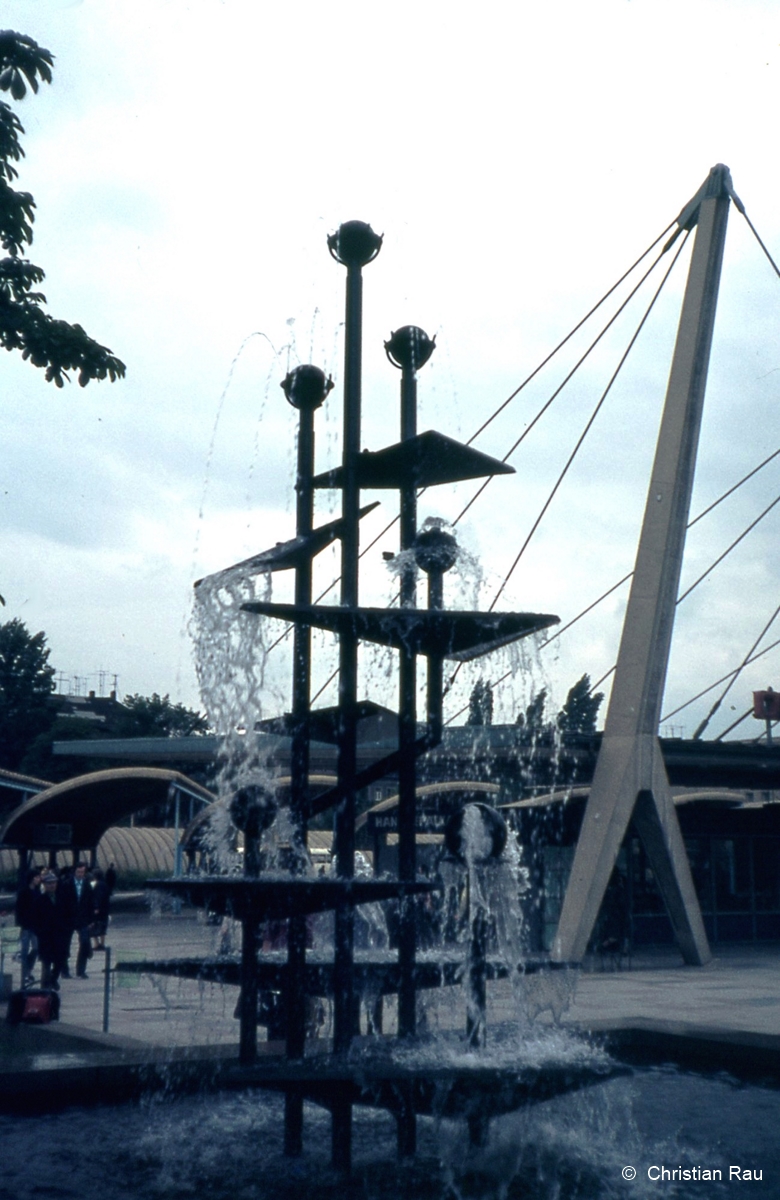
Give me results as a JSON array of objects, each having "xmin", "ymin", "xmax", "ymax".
[
  {"xmin": 6, "ymin": 988, "xmax": 60, "ymax": 1025},
  {"xmin": 22, "ymin": 993, "xmax": 56, "ymax": 1023}
]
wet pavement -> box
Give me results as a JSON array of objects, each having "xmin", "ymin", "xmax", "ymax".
[
  {"xmin": 566, "ymin": 943, "xmax": 780, "ymax": 1038},
  {"xmin": 2, "ymin": 904, "xmax": 780, "ymax": 1072}
]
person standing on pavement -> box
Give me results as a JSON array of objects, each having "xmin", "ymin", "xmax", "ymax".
[
  {"xmin": 36, "ymin": 870, "xmax": 70, "ymax": 990},
  {"xmin": 58, "ymin": 863, "xmax": 74, "ymax": 978},
  {"xmin": 90, "ymin": 868, "xmax": 110, "ymax": 952},
  {"xmin": 61, "ymin": 862, "xmax": 94, "ymax": 979},
  {"xmin": 105, "ymin": 862, "xmax": 117, "ymax": 896},
  {"xmin": 14, "ymin": 866, "xmax": 42, "ymax": 987}
]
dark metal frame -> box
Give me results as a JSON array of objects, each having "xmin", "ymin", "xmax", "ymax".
[{"xmin": 149, "ymin": 219, "xmax": 560, "ymax": 1172}]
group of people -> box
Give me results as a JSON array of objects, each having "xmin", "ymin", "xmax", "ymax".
[{"xmin": 14, "ymin": 861, "xmax": 116, "ymax": 991}]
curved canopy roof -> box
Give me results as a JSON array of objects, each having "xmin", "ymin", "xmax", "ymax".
[
  {"xmin": 0, "ymin": 767, "xmax": 52, "ymax": 822},
  {"xmin": 0, "ymin": 825, "xmax": 177, "ymax": 880},
  {"xmin": 501, "ymin": 786, "xmax": 754, "ymax": 809},
  {"xmin": 181, "ymin": 774, "xmax": 337, "ymax": 852},
  {"xmin": 355, "ymin": 779, "xmax": 501, "ymax": 833},
  {"xmin": 0, "ymin": 767, "xmax": 215, "ymax": 851}
]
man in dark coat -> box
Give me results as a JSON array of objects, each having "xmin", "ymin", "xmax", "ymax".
[
  {"xmin": 36, "ymin": 871, "xmax": 71, "ymax": 990},
  {"xmin": 60, "ymin": 862, "xmax": 94, "ymax": 979},
  {"xmin": 14, "ymin": 866, "xmax": 42, "ymax": 987}
]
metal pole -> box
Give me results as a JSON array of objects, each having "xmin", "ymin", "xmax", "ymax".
[
  {"xmin": 327, "ymin": 220, "xmax": 381, "ymax": 1176},
  {"xmin": 282, "ymin": 366, "xmax": 332, "ymax": 848},
  {"xmin": 327, "ymin": 223, "xmax": 381, "ymax": 1053},
  {"xmin": 414, "ymin": 525, "xmax": 458, "ymax": 741},
  {"xmin": 554, "ymin": 165, "xmax": 734, "ymax": 966},
  {"xmin": 385, "ymin": 326, "xmax": 435, "ymax": 1048},
  {"xmin": 280, "ymin": 366, "xmax": 331, "ymax": 1154},
  {"xmin": 173, "ymin": 788, "xmax": 182, "ymax": 878},
  {"xmin": 102, "ymin": 946, "xmax": 111, "ymax": 1033},
  {"xmin": 239, "ymin": 912, "xmax": 259, "ymax": 1065}
]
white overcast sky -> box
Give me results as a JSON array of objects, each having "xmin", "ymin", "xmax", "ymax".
[{"xmin": 2, "ymin": 0, "xmax": 780, "ymax": 738}]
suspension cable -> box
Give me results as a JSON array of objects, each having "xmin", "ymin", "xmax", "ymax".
[
  {"xmin": 688, "ymin": 446, "xmax": 780, "ymax": 528},
  {"xmin": 445, "ymin": 582, "xmax": 780, "ymax": 732},
  {"xmin": 444, "ymin": 237, "xmax": 690, "ymax": 698},
  {"xmin": 448, "ymin": 208, "xmax": 780, "ymax": 721},
  {"xmin": 441, "ymin": 212, "xmax": 780, "ymax": 727},
  {"xmin": 677, "ymin": 491, "xmax": 780, "ymax": 605},
  {"xmin": 311, "ymin": 666, "xmax": 339, "ymax": 706},
  {"xmin": 552, "ymin": 448, "xmax": 780, "ymax": 660},
  {"xmin": 739, "ymin": 209, "xmax": 780, "ymax": 282},
  {"xmin": 464, "ymin": 219, "xmax": 678, "ymax": 446},
  {"xmin": 488, "ymin": 235, "xmax": 690, "ymax": 612},
  {"xmin": 662, "ymin": 631, "xmax": 780, "ymax": 722},
  {"xmin": 714, "ymin": 707, "xmax": 753, "ymax": 741},
  {"xmin": 690, "ymin": 600, "xmax": 780, "ymax": 739},
  {"xmin": 492, "ymin": 442, "xmax": 780, "ymax": 693},
  {"xmin": 581, "ymin": 484, "xmax": 780, "ymax": 715},
  {"xmin": 271, "ymin": 446, "xmax": 774, "ymax": 661},
  {"xmin": 539, "ymin": 573, "xmax": 634, "ymax": 650},
  {"xmin": 589, "ymin": 664, "xmax": 616, "ymax": 695},
  {"xmin": 453, "ymin": 235, "xmax": 685, "ymax": 529},
  {"xmin": 429, "ymin": 443, "xmax": 780, "ymax": 725}
]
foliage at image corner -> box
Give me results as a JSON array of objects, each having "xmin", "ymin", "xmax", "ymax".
[{"xmin": 0, "ymin": 30, "xmax": 125, "ymax": 387}]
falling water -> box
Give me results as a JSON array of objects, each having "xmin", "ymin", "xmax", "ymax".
[
  {"xmin": 190, "ymin": 568, "xmax": 283, "ymax": 870},
  {"xmin": 4, "ymin": 1070, "xmax": 779, "ymax": 1200}
]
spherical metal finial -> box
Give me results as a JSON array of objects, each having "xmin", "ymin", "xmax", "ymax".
[
  {"xmin": 229, "ymin": 785, "xmax": 277, "ymax": 836},
  {"xmin": 384, "ymin": 326, "xmax": 436, "ymax": 372},
  {"xmin": 327, "ymin": 220, "xmax": 383, "ymax": 267},
  {"xmin": 413, "ymin": 521, "xmax": 458, "ymax": 575},
  {"xmin": 280, "ymin": 364, "xmax": 334, "ymax": 411}
]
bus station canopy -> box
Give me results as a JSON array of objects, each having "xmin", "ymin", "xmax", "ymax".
[{"xmin": 0, "ymin": 767, "xmax": 214, "ymax": 852}]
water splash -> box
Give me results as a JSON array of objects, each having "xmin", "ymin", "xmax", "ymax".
[{"xmin": 190, "ymin": 568, "xmax": 284, "ymax": 870}]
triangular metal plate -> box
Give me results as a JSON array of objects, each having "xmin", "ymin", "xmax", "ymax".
[
  {"xmin": 312, "ymin": 430, "xmax": 514, "ymax": 490},
  {"xmin": 194, "ymin": 502, "xmax": 379, "ymax": 587},
  {"xmin": 146, "ymin": 876, "xmax": 437, "ymax": 920},
  {"xmin": 242, "ymin": 601, "xmax": 559, "ymax": 662}
]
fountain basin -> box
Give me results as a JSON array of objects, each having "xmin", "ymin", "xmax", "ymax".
[
  {"xmin": 145, "ymin": 875, "xmax": 438, "ymax": 920},
  {"xmin": 212, "ymin": 1034, "xmax": 626, "ymax": 1141},
  {"xmin": 115, "ymin": 949, "xmax": 575, "ymax": 996}
]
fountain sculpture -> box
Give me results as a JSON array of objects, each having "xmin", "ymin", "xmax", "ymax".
[{"xmin": 145, "ymin": 221, "xmax": 620, "ymax": 1172}]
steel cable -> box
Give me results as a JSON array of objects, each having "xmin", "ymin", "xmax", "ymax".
[
  {"xmin": 452, "ymin": 235, "xmax": 684, "ymax": 529},
  {"xmin": 488, "ymin": 234, "xmax": 690, "ymax": 611},
  {"xmin": 442, "ymin": 234, "xmax": 690, "ymax": 704},
  {"xmin": 662, "ymin": 634, "xmax": 780, "ymax": 722},
  {"xmin": 463, "ymin": 219, "xmax": 677, "ymax": 447}
]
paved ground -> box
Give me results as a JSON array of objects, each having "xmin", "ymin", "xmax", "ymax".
[
  {"xmin": 565, "ymin": 943, "xmax": 780, "ymax": 1039},
  {"xmin": 3, "ymin": 906, "xmax": 242, "ymax": 1053},
  {"xmin": 3, "ymin": 904, "xmax": 780, "ymax": 1054}
]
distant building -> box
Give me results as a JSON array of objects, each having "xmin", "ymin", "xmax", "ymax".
[{"xmin": 50, "ymin": 722, "xmax": 780, "ymax": 949}]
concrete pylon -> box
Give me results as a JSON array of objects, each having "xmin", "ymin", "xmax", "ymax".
[{"xmin": 553, "ymin": 165, "xmax": 737, "ymax": 965}]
